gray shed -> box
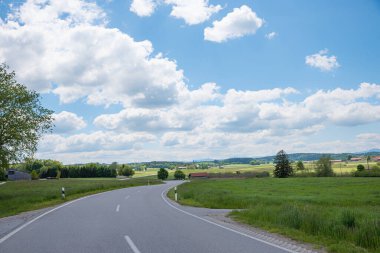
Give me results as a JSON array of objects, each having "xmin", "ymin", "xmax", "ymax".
[{"xmin": 7, "ymin": 169, "xmax": 31, "ymax": 181}]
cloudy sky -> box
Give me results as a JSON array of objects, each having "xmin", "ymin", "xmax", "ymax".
[{"xmin": 0, "ymin": 0, "xmax": 379, "ymax": 163}]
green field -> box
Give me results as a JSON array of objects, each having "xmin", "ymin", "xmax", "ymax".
[
  {"xmin": 169, "ymin": 178, "xmax": 380, "ymax": 253},
  {"xmin": 0, "ymin": 177, "xmax": 160, "ymax": 218}
]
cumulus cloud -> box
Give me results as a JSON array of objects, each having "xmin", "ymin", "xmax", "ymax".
[
  {"xmin": 204, "ymin": 5, "xmax": 264, "ymax": 42},
  {"xmin": 0, "ymin": 0, "xmax": 186, "ymax": 107},
  {"xmin": 164, "ymin": 0, "xmax": 222, "ymax": 25},
  {"xmin": 305, "ymin": 49, "xmax": 340, "ymax": 72},
  {"xmin": 130, "ymin": 0, "xmax": 157, "ymax": 17},
  {"xmin": 53, "ymin": 111, "xmax": 87, "ymax": 133}
]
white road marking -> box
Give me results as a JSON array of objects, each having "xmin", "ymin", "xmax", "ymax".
[
  {"xmin": 0, "ymin": 193, "xmax": 99, "ymax": 244},
  {"xmin": 125, "ymin": 195, "xmax": 130, "ymax": 200},
  {"xmin": 161, "ymin": 187, "xmax": 295, "ymax": 253},
  {"xmin": 125, "ymin": 235, "xmax": 141, "ymax": 253},
  {"xmin": 116, "ymin": 204, "xmax": 120, "ymax": 212}
]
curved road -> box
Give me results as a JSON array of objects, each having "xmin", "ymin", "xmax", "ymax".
[{"xmin": 0, "ymin": 181, "xmax": 305, "ymax": 253}]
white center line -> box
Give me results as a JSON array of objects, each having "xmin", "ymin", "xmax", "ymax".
[
  {"xmin": 125, "ymin": 235, "xmax": 141, "ymax": 253},
  {"xmin": 116, "ymin": 204, "xmax": 120, "ymax": 212},
  {"xmin": 125, "ymin": 195, "xmax": 130, "ymax": 200}
]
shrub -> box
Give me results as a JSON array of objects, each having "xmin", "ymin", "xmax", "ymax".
[
  {"xmin": 296, "ymin": 161, "xmax": 305, "ymax": 171},
  {"xmin": 315, "ymin": 156, "xmax": 335, "ymax": 177},
  {"xmin": 157, "ymin": 168, "xmax": 168, "ymax": 180},
  {"xmin": 357, "ymin": 164, "xmax": 365, "ymax": 172},
  {"xmin": 118, "ymin": 166, "xmax": 135, "ymax": 177},
  {"xmin": 354, "ymin": 170, "xmax": 380, "ymax": 177},
  {"xmin": 174, "ymin": 170, "xmax": 185, "ymax": 180},
  {"xmin": 31, "ymin": 170, "xmax": 39, "ymax": 180},
  {"xmin": 372, "ymin": 165, "xmax": 380, "ymax": 170}
]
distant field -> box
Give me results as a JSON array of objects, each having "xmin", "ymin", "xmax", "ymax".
[
  {"xmin": 134, "ymin": 161, "xmax": 379, "ymax": 178},
  {"xmin": 0, "ymin": 177, "xmax": 160, "ymax": 218},
  {"xmin": 169, "ymin": 178, "xmax": 380, "ymax": 253}
]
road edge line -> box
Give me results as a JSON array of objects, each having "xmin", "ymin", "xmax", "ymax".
[{"xmin": 161, "ymin": 187, "xmax": 295, "ymax": 253}]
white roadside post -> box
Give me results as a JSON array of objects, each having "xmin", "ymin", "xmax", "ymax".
[
  {"xmin": 61, "ymin": 187, "xmax": 65, "ymax": 199},
  {"xmin": 175, "ymin": 186, "xmax": 178, "ymax": 202}
]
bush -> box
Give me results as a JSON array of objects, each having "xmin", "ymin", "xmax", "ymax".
[
  {"xmin": 118, "ymin": 166, "xmax": 135, "ymax": 177},
  {"xmin": 0, "ymin": 168, "xmax": 6, "ymax": 181},
  {"xmin": 372, "ymin": 165, "xmax": 380, "ymax": 170},
  {"xmin": 157, "ymin": 168, "xmax": 168, "ymax": 180},
  {"xmin": 174, "ymin": 170, "xmax": 185, "ymax": 180},
  {"xmin": 357, "ymin": 164, "xmax": 365, "ymax": 172},
  {"xmin": 354, "ymin": 170, "xmax": 380, "ymax": 177},
  {"xmin": 315, "ymin": 156, "xmax": 335, "ymax": 177},
  {"xmin": 31, "ymin": 170, "xmax": 39, "ymax": 180}
]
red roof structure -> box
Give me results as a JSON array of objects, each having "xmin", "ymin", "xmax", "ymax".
[{"xmin": 189, "ymin": 172, "xmax": 208, "ymax": 178}]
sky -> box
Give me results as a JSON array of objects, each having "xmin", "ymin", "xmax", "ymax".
[{"xmin": 0, "ymin": 0, "xmax": 379, "ymax": 163}]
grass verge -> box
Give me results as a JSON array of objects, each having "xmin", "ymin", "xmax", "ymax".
[
  {"xmin": 168, "ymin": 178, "xmax": 380, "ymax": 253},
  {"xmin": 0, "ymin": 177, "xmax": 160, "ymax": 218}
]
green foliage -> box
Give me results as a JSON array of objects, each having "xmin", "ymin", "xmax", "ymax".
[
  {"xmin": 357, "ymin": 164, "xmax": 365, "ymax": 172},
  {"xmin": 354, "ymin": 169, "xmax": 380, "ymax": 177},
  {"xmin": 0, "ymin": 168, "xmax": 6, "ymax": 181},
  {"xmin": 174, "ymin": 170, "xmax": 185, "ymax": 180},
  {"xmin": 296, "ymin": 160, "xmax": 305, "ymax": 171},
  {"xmin": 341, "ymin": 210, "xmax": 356, "ymax": 229},
  {"xmin": 118, "ymin": 165, "xmax": 135, "ymax": 177},
  {"xmin": 372, "ymin": 165, "xmax": 380, "ymax": 170},
  {"xmin": 157, "ymin": 168, "xmax": 168, "ymax": 180},
  {"xmin": 30, "ymin": 170, "xmax": 39, "ymax": 180},
  {"xmin": 315, "ymin": 156, "xmax": 335, "ymax": 177},
  {"xmin": 61, "ymin": 163, "xmax": 116, "ymax": 178},
  {"xmin": 0, "ymin": 64, "xmax": 53, "ymax": 170},
  {"xmin": 273, "ymin": 150, "xmax": 293, "ymax": 178}
]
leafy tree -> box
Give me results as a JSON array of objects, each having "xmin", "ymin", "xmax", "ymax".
[
  {"xmin": 157, "ymin": 168, "xmax": 169, "ymax": 180},
  {"xmin": 273, "ymin": 150, "xmax": 293, "ymax": 178},
  {"xmin": 0, "ymin": 64, "xmax": 53, "ymax": 171},
  {"xmin": 296, "ymin": 160, "xmax": 305, "ymax": 171},
  {"xmin": 315, "ymin": 156, "xmax": 334, "ymax": 177},
  {"xmin": 30, "ymin": 170, "xmax": 39, "ymax": 180},
  {"xmin": 357, "ymin": 164, "xmax": 365, "ymax": 172},
  {"xmin": 174, "ymin": 170, "xmax": 185, "ymax": 180}
]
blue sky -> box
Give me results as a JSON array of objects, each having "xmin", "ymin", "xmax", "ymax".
[{"xmin": 0, "ymin": 0, "xmax": 379, "ymax": 163}]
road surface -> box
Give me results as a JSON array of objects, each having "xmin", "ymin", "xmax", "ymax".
[{"xmin": 0, "ymin": 181, "xmax": 313, "ymax": 253}]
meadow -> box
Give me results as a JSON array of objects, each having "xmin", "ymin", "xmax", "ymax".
[
  {"xmin": 169, "ymin": 177, "xmax": 380, "ymax": 253},
  {"xmin": 0, "ymin": 177, "xmax": 159, "ymax": 218}
]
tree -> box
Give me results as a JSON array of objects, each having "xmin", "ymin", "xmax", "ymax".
[
  {"xmin": 296, "ymin": 160, "xmax": 305, "ymax": 171},
  {"xmin": 273, "ymin": 150, "xmax": 293, "ymax": 178},
  {"xmin": 0, "ymin": 64, "xmax": 53, "ymax": 170},
  {"xmin": 315, "ymin": 156, "xmax": 334, "ymax": 177},
  {"xmin": 174, "ymin": 170, "xmax": 185, "ymax": 180},
  {"xmin": 157, "ymin": 168, "xmax": 168, "ymax": 180},
  {"xmin": 357, "ymin": 164, "xmax": 365, "ymax": 172}
]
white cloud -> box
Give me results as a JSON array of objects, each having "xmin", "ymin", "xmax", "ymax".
[
  {"xmin": 130, "ymin": 0, "xmax": 157, "ymax": 17},
  {"xmin": 265, "ymin": 32, "xmax": 277, "ymax": 40},
  {"xmin": 305, "ymin": 49, "xmax": 340, "ymax": 72},
  {"xmin": 204, "ymin": 5, "xmax": 264, "ymax": 43},
  {"xmin": 53, "ymin": 111, "xmax": 87, "ymax": 133},
  {"xmin": 0, "ymin": 0, "xmax": 186, "ymax": 107},
  {"xmin": 164, "ymin": 0, "xmax": 222, "ymax": 25}
]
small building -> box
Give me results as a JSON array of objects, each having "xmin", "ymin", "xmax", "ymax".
[
  {"xmin": 189, "ymin": 172, "xmax": 208, "ymax": 179},
  {"xmin": 7, "ymin": 169, "xmax": 31, "ymax": 181},
  {"xmin": 350, "ymin": 157, "xmax": 362, "ymax": 162},
  {"xmin": 373, "ymin": 156, "xmax": 380, "ymax": 162},
  {"xmin": 330, "ymin": 160, "xmax": 342, "ymax": 163}
]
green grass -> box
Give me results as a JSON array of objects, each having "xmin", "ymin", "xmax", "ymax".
[
  {"xmin": 0, "ymin": 177, "xmax": 160, "ymax": 218},
  {"xmin": 169, "ymin": 178, "xmax": 380, "ymax": 253}
]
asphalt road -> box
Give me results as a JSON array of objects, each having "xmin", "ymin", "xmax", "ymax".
[{"xmin": 0, "ymin": 181, "xmax": 306, "ymax": 253}]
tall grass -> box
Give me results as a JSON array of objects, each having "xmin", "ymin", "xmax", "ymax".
[{"xmin": 170, "ymin": 178, "xmax": 380, "ymax": 253}]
